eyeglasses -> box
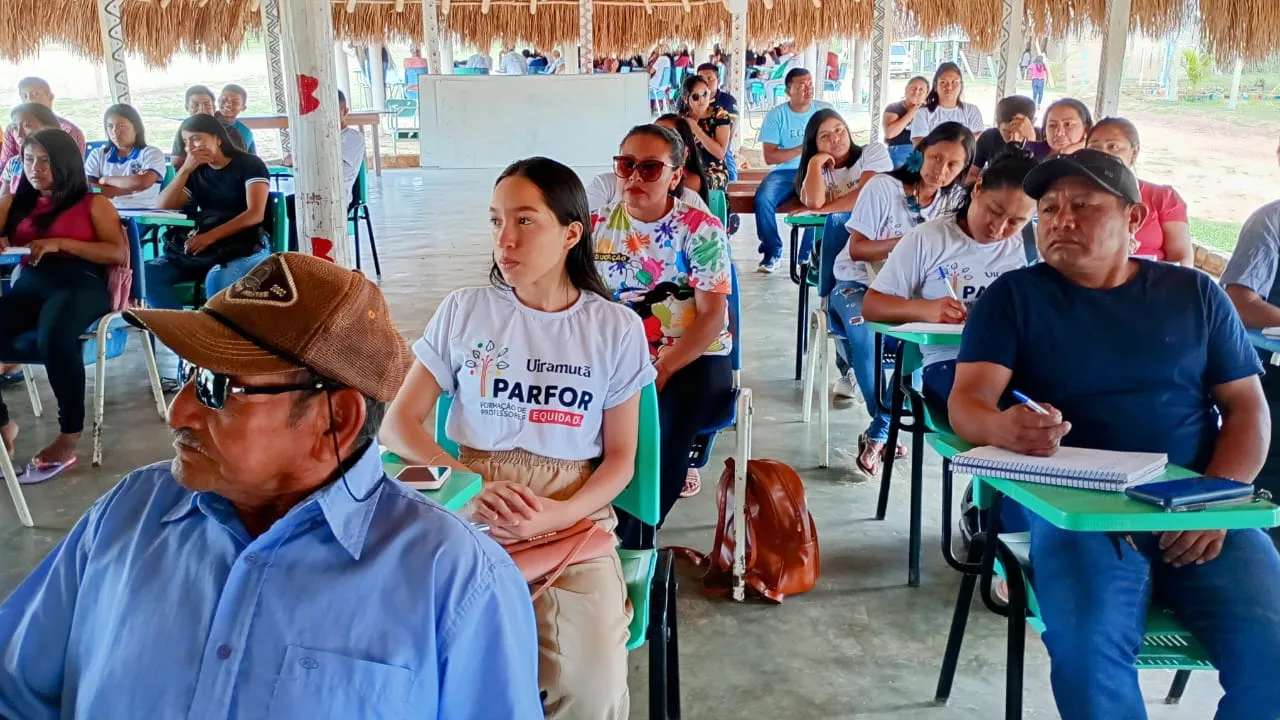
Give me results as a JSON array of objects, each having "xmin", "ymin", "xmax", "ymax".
[
  {"xmin": 613, "ymin": 156, "xmax": 676, "ymax": 183},
  {"xmin": 688, "ymin": 91, "xmax": 709, "ymax": 101},
  {"xmin": 182, "ymin": 364, "xmax": 338, "ymax": 411}
]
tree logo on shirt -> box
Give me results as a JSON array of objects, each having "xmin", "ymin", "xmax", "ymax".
[{"xmin": 466, "ymin": 340, "xmax": 509, "ymax": 397}]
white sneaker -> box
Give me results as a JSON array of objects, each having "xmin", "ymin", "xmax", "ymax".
[
  {"xmin": 757, "ymin": 258, "xmax": 781, "ymax": 273},
  {"xmin": 832, "ymin": 372, "xmax": 858, "ymax": 399}
]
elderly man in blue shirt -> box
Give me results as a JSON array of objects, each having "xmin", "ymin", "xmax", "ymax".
[{"xmin": 0, "ymin": 253, "xmax": 542, "ymax": 719}]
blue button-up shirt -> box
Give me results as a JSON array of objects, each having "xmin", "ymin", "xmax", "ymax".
[{"xmin": 0, "ymin": 444, "xmax": 542, "ymax": 719}]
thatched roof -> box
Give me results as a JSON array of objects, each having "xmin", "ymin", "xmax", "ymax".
[{"xmin": 6, "ymin": 0, "xmax": 1279, "ymax": 65}]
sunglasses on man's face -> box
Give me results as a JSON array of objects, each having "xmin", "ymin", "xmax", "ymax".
[
  {"xmin": 613, "ymin": 156, "xmax": 676, "ymax": 183},
  {"xmin": 182, "ymin": 364, "xmax": 337, "ymax": 411}
]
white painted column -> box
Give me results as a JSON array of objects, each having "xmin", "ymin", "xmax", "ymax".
[
  {"xmin": 261, "ymin": 0, "xmax": 291, "ymax": 154},
  {"xmin": 279, "ymin": 0, "xmax": 350, "ymax": 266},
  {"xmin": 370, "ymin": 43, "xmax": 388, "ymax": 110},
  {"xmin": 1227, "ymin": 56, "xmax": 1244, "ymax": 110},
  {"xmin": 566, "ymin": 46, "xmax": 581, "ymax": 74},
  {"xmin": 850, "ymin": 38, "xmax": 866, "ymax": 108},
  {"xmin": 422, "ymin": 0, "xmax": 442, "ymax": 74},
  {"xmin": 995, "ymin": 0, "xmax": 1025, "ymax": 102},
  {"xmin": 690, "ymin": 44, "xmax": 703, "ymax": 67},
  {"xmin": 95, "ymin": 0, "xmax": 130, "ymax": 104},
  {"xmin": 868, "ymin": 0, "xmax": 892, "ymax": 142},
  {"xmin": 579, "ymin": 0, "xmax": 594, "ymax": 74},
  {"xmin": 804, "ymin": 43, "xmax": 819, "ymax": 72},
  {"xmin": 439, "ymin": 32, "xmax": 454, "ymax": 74},
  {"xmin": 728, "ymin": 0, "xmax": 747, "ymax": 156},
  {"xmin": 1094, "ymin": 0, "xmax": 1131, "ymax": 119},
  {"xmin": 334, "ymin": 42, "xmax": 351, "ymax": 97}
]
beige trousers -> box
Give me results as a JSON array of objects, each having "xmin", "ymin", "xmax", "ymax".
[{"xmin": 463, "ymin": 448, "xmax": 631, "ymax": 720}]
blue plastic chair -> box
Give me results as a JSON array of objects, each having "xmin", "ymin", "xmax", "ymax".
[
  {"xmin": 6, "ymin": 220, "xmax": 167, "ymax": 467},
  {"xmin": 83, "ymin": 140, "xmax": 110, "ymax": 160},
  {"xmin": 687, "ymin": 265, "xmax": 746, "ymax": 469}
]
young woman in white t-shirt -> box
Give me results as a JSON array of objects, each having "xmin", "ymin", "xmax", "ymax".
[
  {"xmin": 382, "ymin": 157, "xmax": 654, "ymax": 720},
  {"xmin": 84, "ymin": 104, "xmax": 167, "ymax": 210},
  {"xmin": 828, "ymin": 121, "xmax": 974, "ymax": 478},
  {"xmin": 910, "ymin": 62, "xmax": 985, "ymax": 144},
  {"xmin": 795, "ymin": 108, "xmax": 894, "ymax": 213}
]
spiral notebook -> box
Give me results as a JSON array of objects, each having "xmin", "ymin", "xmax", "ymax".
[{"xmin": 952, "ymin": 445, "xmax": 1168, "ymax": 491}]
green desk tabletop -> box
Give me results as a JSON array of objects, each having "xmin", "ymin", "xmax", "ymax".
[
  {"xmin": 127, "ymin": 215, "xmax": 196, "ymax": 228},
  {"xmin": 267, "ymin": 165, "xmax": 294, "ymax": 176},
  {"xmin": 382, "ymin": 459, "xmax": 483, "ymax": 512},
  {"xmin": 867, "ymin": 321, "xmax": 964, "ymax": 347},
  {"xmin": 783, "ymin": 212, "xmax": 830, "ymax": 226}
]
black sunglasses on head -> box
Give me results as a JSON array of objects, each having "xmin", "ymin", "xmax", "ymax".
[
  {"xmin": 182, "ymin": 364, "xmax": 340, "ymax": 411},
  {"xmin": 613, "ymin": 156, "xmax": 677, "ymax": 183}
]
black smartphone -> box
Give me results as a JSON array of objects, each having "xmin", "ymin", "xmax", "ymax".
[{"xmin": 1125, "ymin": 477, "xmax": 1257, "ymax": 511}]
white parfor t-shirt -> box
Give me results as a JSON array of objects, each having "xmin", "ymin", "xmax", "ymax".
[
  {"xmin": 584, "ymin": 171, "xmax": 711, "ymax": 215},
  {"xmin": 870, "ymin": 214, "xmax": 1028, "ymax": 366},
  {"xmin": 835, "ymin": 174, "xmax": 956, "ymax": 284},
  {"xmin": 340, "ymin": 127, "xmax": 365, "ymax": 206},
  {"xmin": 414, "ymin": 286, "xmax": 656, "ymax": 462},
  {"xmin": 84, "ymin": 144, "xmax": 167, "ymax": 209},
  {"xmin": 909, "ymin": 103, "xmax": 986, "ymax": 139},
  {"xmin": 821, "ymin": 142, "xmax": 893, "ymax": 202}
]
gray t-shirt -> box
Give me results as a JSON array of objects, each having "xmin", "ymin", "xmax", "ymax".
[{"xmin": 1220, "ymin": 200, "xmax": 1280, "ymax": 310}]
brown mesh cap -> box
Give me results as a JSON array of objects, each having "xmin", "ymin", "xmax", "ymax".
[{"xmin": 125, "ymin": 252, "xmax": 411, "ymax": 402}]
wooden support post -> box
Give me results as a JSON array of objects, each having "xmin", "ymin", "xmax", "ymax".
[
  {"xmin": 850, "ymin": 37, "xmax": 865, "ymax": 108},
  {"xmin": 728, "ymin": 0, "xmax": 747, "ymax": 153},
  {"xmin": 439, "ymin": 32, "xmax": 454, "ymax": 74},
  {"xmin": 868, "ymin": 0, "xmax": 892, "ymax": 143},
  {"xmin": 1094, "ymin": 0, "xmax": 1131, "ymax": 119},
  {"xmin": 996, "ymin": 0, "xmax": 1025, "ymax": 103},
  {"xmin": 95, "ymin": 0, "xmax": 130, "ymax": 104},
  {"xmin": 579, "ymin": 0, "xmax": 594, "ymax": 74},
  {"xmin": 279, "ymin": 0, "xmax": 351, "ymax": 267},
  {"xmin": 422, "ymin": 0, "xmax": 442, "ymax": 74},
  {"xmin": 262, "ymin": 0, "xmax": 291, "ymax": 155}
]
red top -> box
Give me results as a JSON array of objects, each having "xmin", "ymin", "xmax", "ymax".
[
  {"xmin": 11, "ymin": 194, "xmax": 97, "ymax": 247},
  {"xmin": 1133, "ymin": 180, "xmax": 1188, "ymax": 261}
]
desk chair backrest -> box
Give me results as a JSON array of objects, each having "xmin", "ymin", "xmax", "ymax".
[
  {"xmin": 707, "ymin": 190, "xmax": 728, "ymax": 227},
  {"xmin": 817, "ymin": 217, "xmax": 845, "ymax": 299},
  {"xmin": 352, "ymin": 162, "xmax": 369, "ymax": 209},
  {"xmin": 434, "ymin": 383, "xmax": 662, "ymax": 527},
  {"xmin": 85, "ymin": 140, "xmax": 109, "ymax": 160},
  {"xmin": 727, "ymin": 264, "xmax": 742, "ymax": 373},
  {"xmin": 161, "ymin": 164, "xmax": 176, "ymax": 189}
]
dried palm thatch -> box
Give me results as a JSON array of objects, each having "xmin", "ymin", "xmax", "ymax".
[
  {"xmin": 594, "ymin": 2, "xmax": 725, "ymax": 57},
  {"xmin": 748, "ymin": 0, "xmax": 871, "ymax": 49},
  {"xmin": 0, "ymin": 0, "xmax": 101, "ymax": 61},
  {"xmin": 448, "ymin": 3, "xmax": 577, "ymax": 52},
  {"xmin": 1200, "ymin": 0, "xmax": 1280, "ymax": 61}
]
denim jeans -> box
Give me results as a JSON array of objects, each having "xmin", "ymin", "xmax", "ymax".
[
  {"xmin": 827, "ymin": 279, "xmax": 891, "ymax": 442},
  {"xmin": 887, "ymin": 143, "xmax": 915, "ymax": 169},
  {"xmin": 144, "ymin": 250, "xmax": 270, "ymax": 309},
  {"xmin": 753, "ymin": 168, "xmax": 797, "ymax": 262},
  {"xmin": 1031, "ymin": 79, "xmax": 1046, "ymax": 106},
  {"xmin": 1028, "ymin": 516, "xmax": 1280, "ymax": 719}
]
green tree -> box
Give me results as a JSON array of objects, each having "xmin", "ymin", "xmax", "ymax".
[{"xmin": 1181, "ymin": 49, "xmax": 1214, "ymax": 92}]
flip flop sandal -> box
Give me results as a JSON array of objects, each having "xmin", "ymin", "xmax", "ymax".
[
  {"xmin": 680, "ymin": 469, "xmax": 702, "ymax": 498},
  {"xmin": 856, "ymin": 433, "xmax": 883, "ymax": 478},
  {"xmin": 881, "ymin": 443, "xmax": 908, "ymax": 460},
  {"xmin": 20, "ymin": 456, "xmax": 77, "ymax": 485}
]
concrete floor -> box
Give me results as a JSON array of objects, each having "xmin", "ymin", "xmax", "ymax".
[{"xmin": 0, "ymin": 169, "xmax": 1226, "ymax": 719}]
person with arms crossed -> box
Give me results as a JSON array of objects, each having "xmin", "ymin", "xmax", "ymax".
[
  {"xmin": 950, "ymin": 148, "xmax": 1280, "ymax": 719},
  {"xmin": 84, "ymin": 104, "xmax": 167, "ymax": 210},
  {"xmin": 0, "ymin": 252, "xmax": 541, "ymax": 719},
  {"xmin": 753, "ymin": 68, "xmax": 831, "ymax": 272},
  {"xmin": 882, "ymin": 76, "xmax": 929, "ymax": 168}
]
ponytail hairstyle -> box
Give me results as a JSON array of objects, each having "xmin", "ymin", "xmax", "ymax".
[
  {"xmin": 888, "ymin": 121, "xmax": 975, "ymax": 193},
  {"xmin": 925, "ymin": 62, "xmax": 965, "ymax": 111},
  {"xmin": 794, "ymin": 108, "xmax": 864, "ymax": 197},
  {"xmin": 490, "ymin": 157, "xmax": 611, "ymax": 299},
  {"xmin": 952, "ymin": 144, "xmax": 1038, "ymax": 219},
  {"xmin": 620, "ymin": 123, "xmax": 690, "ymax": 201},
  {"xmin": 655, "ymin": 113, "xmax": 709, "ymax": 203}
]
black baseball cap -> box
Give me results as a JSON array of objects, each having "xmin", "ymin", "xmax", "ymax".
[{"xmin": 1023, "ymin": 148, "xmax": 1141, "ymax": 204}]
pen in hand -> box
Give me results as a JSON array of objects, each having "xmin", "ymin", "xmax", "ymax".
[
  {"xmin": 1012, "ymin": 390, "xmax": 1050, "ymax": 416},
  {"xmin": 937, "ymin": 267, "xmax": 960, "ymax": 302}
]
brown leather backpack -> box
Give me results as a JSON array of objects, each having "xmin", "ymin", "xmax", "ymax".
[{"xmin": 672, "ymin": 458, "xmax": 820, "ymax": 603}]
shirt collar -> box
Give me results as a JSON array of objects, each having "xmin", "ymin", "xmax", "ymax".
[
  {"xmin": 159, "ymin": 443, "xmax": 388, "ymax": 559},
  {"xmin": 105, "ymin": 146, "xmax": 141, "ymax": 163}
]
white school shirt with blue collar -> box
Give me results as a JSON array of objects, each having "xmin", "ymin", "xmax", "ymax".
[
  {"xmin": 84, "ymin": 144, "xmax": 167, "ymax": 209},
  {"xmin": 415, "ymin": 286, "xmax": 656, "ymax": 462}
]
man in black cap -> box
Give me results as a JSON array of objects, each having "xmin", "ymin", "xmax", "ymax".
[{"xmin": 948, "ymin": 149, "xmax": 1280, "ymax": 717}]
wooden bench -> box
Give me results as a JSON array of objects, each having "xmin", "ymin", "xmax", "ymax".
[{"xmin": 727, "ymin": 180, "xmax": 803, "ymax": 215}]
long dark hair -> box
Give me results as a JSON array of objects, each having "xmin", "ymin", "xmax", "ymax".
[
  {"xmin": 795, "ymin": 108, "xmax": 864, "ymax": 196},
  {"xmin": 621, "ymin": 123, "xmax": 692, "ymax": 204},
  {"xmin": 952, "ymin": 144, "xmax": 1037, "ymax": 219},
  {"xmin": 178, "ymin": 113, "xmax": 244, "ymax": 159},
  {"xmin": 103, "ymin": 103, "xmax": 148, "ymax": 152},
  {"xmin": 656, "ymin": 113, "xmax": 709, "ymax": 203},
  {"xmin": 1041, "ymin": 98, "xmax": 1094, "ymax": 139},
  {"xmin": 3, "ymin": 129, "xmax": 90, "ymax": 239},
  {"xmin": 925, "ymin": 62, "xmax": 965, "ymax": 111},
  {"xmin": 888, "ymin": 121, "xmax": 974, "ymax": 192},
  {"xmin": 490, "ymin": 157, "xmax": 610, "ymax": 299}
]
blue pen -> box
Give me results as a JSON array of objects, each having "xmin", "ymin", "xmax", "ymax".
[
  {"xmin": 937, "ymin": 267, "xmax": 960, "ymax": 301},
  {"xmin": 1011, "ymin": 390, "xmax": 1050, "ymax": 416}
]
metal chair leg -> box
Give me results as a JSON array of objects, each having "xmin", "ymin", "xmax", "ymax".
[
  {"xmin": 908, "ymin": 407, "xmax": 925, "ymax": 587},
  {"xmin": 0, "ymin": 437, "xmax": 32, "ymax": 527},
  {"xmin": 875, "ymin": 355, "xmax": 905, "ymax": 520},
  {"xmin": 800, "ymin": 312, "xmax": 821, "ymax": 423},
  {"xmin": 22, "ymin": 364, "xmax": 42, "ymax": 417},
  {"xmin": 140, "ymin": 330, "xmax": 167, "ymax": 418},
  {"xmin": 649, "ymin": 549, "xmax": 674, "ymax": 720},
  {"xmin": 91, "ymin": 323, "xmax": 110, "ymax": 467},
  {"xmin": 664, "ymin": 548, "xmax": 682, "ymax": 718},
  {"xmin": 935, "ymin": 539, "xmax": 984, "ymax": 703},
  {"xmin": 996, "ymin": 540, "xmax": 1028, "ymax": 720},
  {"xmin": 1165, "ymin": 670, "xmax": 1192, "ymax": 704},
  {"xmin": 351, "ymin": 212, "xmax": 363, "ymax": 272},
  {"xmin": 817, "ymin": 340, "xmax": 830, "ymax": 468},
  {"xmin": 362, "ymin": 210, "xmax": 381, "ymax": 280}
]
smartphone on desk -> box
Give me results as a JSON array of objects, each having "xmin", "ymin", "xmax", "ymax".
[
  {"xmin": 397, "ymin": 465, "xmax": 452, "ymax": 491},
  {"xmin": 1125, "ymin": 477, "xmax": 1260, "ymax": 511}
]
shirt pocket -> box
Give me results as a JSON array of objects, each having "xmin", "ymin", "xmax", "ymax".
[{"xmin": 266, "ymin": 645, "xmax": 415, "ymax": 720}]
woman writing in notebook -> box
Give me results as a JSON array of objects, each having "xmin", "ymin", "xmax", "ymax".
[{"xmin": 382, "ymin": 156, "xmax": 653, "ymax": 719}]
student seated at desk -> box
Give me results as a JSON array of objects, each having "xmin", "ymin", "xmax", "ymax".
[
  {"xmin": 84, "ymin": 104, "xmax": 166, "ymax": 210},
  {"xmin": 0, "ymin": 129, "xmax": 127, "ymax": 471},
  {"xmin": 170, "ymin": 85, "xmax": 246, "ymax": 169},
  {"xmin": 862, "ymin": 146, "xmax": 1037, "ymax": 419},
  {"xmin": 382, "ymin": 157, "xmax": 652, "ymax": 720},
  {"xmin": 828, "ymin": 122, "xmax": 973, "ymax": 477},
  {"xmin": 967, "ymin": 95, "xmax": 1042, "ymax": 184},
  {"xmin": 951, "ymin": 148, "xmax": 1280, "ymax": 719},
  {"xmin": 217, "ymin": 84, "xmax": 258, "ymax": 156},
  {"xmin": 592, "ymin": 124, "xmax": 733, "ymax": 525},
  {"xmin": 0, "ymin": 104, "xmax": 60, "ymax": 198},
  {"xmin": 146, "ymin": 115, "xmax": 271, "ymax": 309},
  {"xmin": 795, "ymin": 108, "xmax": 893, "ymax": 213}
]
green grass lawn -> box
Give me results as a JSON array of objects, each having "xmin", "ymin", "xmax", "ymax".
[{"xmin": 1189, "ymin": 217, "xmax": 1243, "ymax": 253}]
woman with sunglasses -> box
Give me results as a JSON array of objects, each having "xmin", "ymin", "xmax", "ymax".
[
  {"xmin": 592, "ymin": 124, "xmax": 733, "ymax": 523},
  {"xmin": 0, "ymin": 129, "xmax": 128, "ymax": 473},
  {"xmin": 654, "ymin": 113, "xmax": 710, "ymax": 203},
  {"xmin": 829, "ymin": 121, "xmax": 974, "ymax": 478},
  {"xmin": 910, "ymin": 63, "xmax": 984, "ymax": 145},
  {"xmin": 678, "ymin": 74, "xmax": 732, "ymax": 190},
  {"xmin": 383, "ymin": 157, "xmax": 652, "ymax": 720}
]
